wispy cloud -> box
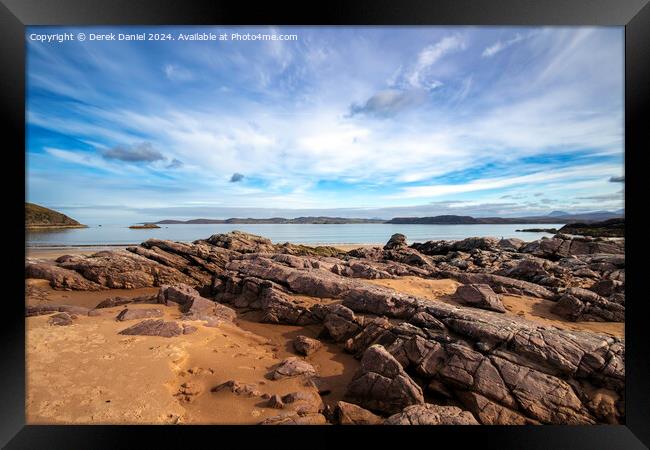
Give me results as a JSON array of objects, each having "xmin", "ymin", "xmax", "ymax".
[
  {"xmin": 163, "ymin": 63, "xmax": 194, "ymax": 81},
  {"xmin": 482, "ymin": 33, "xmax": 527, "ymax": 57}
]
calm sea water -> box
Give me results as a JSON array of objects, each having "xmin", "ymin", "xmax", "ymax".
[{"xmin": 26, "ymin": 223, "xmax": 562, "ymax": 247}]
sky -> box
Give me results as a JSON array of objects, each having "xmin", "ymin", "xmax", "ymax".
[{"xmin": 26, "ymin": 26, "xmax": 625, "ymax": 224}]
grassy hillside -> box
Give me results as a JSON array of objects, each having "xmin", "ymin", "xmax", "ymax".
[{"xmin": 26, "ymin": 202, "xmax": 86, "ymax": 229}]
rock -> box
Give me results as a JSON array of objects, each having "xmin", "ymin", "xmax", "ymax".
[
  {"xmin": 441, "ymin": 271, "xmax": 556, "ymax": 300},
  {"xmin": 207, "ymin": 231, "xmax": 275, "ymax": 254},
  {"xmin": 118, "ymin": 319, "xmax": 185, "ymax": 337},
  {"xmin": 211, "ymin": 380, "xmax": 263, "ymax": 397},
  {"xmin": 281, "ymin": 391, "xmax": 324, "ymax": 414},
  {"xmin": 505, "ymin": 259, "xmax": 550, "ymax": 280},
  {"xmin": 48, "ymin": 312, "xmax": 75, "ymax": 326},
  {"xmin": 521, "ymin": 236, "xmax": 623, "ymax": 259},
  {"xmin": 345, "ymin": 344, "xmax": 424, "ymax": 415},
  {"xmin": 323, "ymin": 304, "xmax": 362, "ymax": 341},
  {"xmin": 26, "ymin": 304, "xmax": 91, "ymax": 317},
  {"xmin": 271, "ymin": 357, "xmax": 317, "ymax": 380},
  {"xmin": 293, "ymin": 335, "xmax": 323, "ymax": 356},
  {"xmin": 115, "ymin": 308, "xmax": 163, "ymax": 321},
  {"xmin": 25, "ymin": 261, "xmax": 105, "ymax": 291},
  {"xmin": 590, "ymin": 279, "xmax": 624, "ymax": 298},
  {"xmin": 454, "ymin": 284, "xmax": 506, "ymax": 313},
  {"xmin": 95, "ymin": 295, "xmax": 158, "ymax": 309},
  {"xmin": 385, "ymin": 404, "xmax": 479, "ymax": 425},
  {"xmin": 498, "ymin": 238, "xmax": 525, "ymax": 251},
  {"xmin": 259, "ymin": 413, "xmax": 327, "ymax": 425},
  {"xmin": 159, "ymin": 284, "xmax": 236, "ymax": 322},
  {"xmin": 384, "ymin": 233, "xmax": 407, "ymax": 250},
  {"xmin": 336, "ymin": 401, "xmax": 383, "ymax": 425},
  {"xmin": 552, "ymin": 287, "xmax": 624, "ymax": 322},
  {"xmin": 57, "ymin": 250, "xmax": 197, "ymax": 289},
  {"xmin": 266, "ymin": 394, "xmax": 285, "ymax": 409}
]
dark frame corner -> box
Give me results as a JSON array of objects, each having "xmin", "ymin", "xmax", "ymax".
[{"xmin": 1, "ymin": 0, "xmax": 649, "ymax": 448}]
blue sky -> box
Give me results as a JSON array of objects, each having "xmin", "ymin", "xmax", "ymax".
[{"xmin": 26, "ymin": 26, "xmax": 624, "ymax": 223}]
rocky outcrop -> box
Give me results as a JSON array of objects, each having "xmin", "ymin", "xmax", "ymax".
[
  {"xmin": 25, "ymin": 230, "xmax": 625, "ymax": 425},
  {"xmin": 56, "ymin": 250, "xmax": 198, "ymax": 289},
  {"xmin": 521, "ymin": 235, "xmax": 623, "ymax": 259},
  {"xmin": 454, "ymin": 284, "xmax": 506, "ymax": 313},
  {"xmin": 552, "ymin": 287, "xmax": 625, "ymax": 322},
  {"xmin": 341, "ymin": 282, "xmax": 624, "ymax": 424},
  {"xmin": 440, "ymin": 271, "xmax": 557, "ymax": 299},
  {"xmin": 26, "ymin": 261, "xmax": 106, "ymax": 291},
  {"xmin": 384, "ymin": 404, "xmax": 479, "ymax": 425},
  {"xmin": 344, "ymin": 344, "xmax": 424, "ymax": 415}
]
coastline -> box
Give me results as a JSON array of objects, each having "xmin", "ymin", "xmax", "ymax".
[
  {"xmin": 25, "ymin": 230, "xmax": 626, "ymax": 424},
  {"xmin": 26, "ymin": 242, "xmax": 382, "ymax": 259}
]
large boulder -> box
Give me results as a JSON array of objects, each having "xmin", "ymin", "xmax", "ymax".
[
  {"xmin": 454, "ymin": 284, "xmax": 506, "ymax": 313},
  {"xmin": 207, "ymin": 231, "xmax": 275, "ymax": 254},
  {"xmin": 384, "ymin": 233, "xmax": 407, "ymax": 250},
  {"xmin": 293, "ymin": 336, "xmax": 323, "ymax": 356},
  {"xmin": 270, "ymin": 357, "xmax": 317, "ymax": 380},
  {"xmin": 384, "ymin": 404, "xmax": 479, "ymax": 425},
  {"xmin": 344, "ymin": 344, "xmax": 424, "ymax": 415},
  {"xmin": 336, "ymin": 401, "xmax": 383, "ymax": 425}
]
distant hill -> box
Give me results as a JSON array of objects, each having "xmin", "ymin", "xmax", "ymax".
[
  {"xmin": 386, "ymin": 211, "xmax": 623, "ymax": 225},
  {"xmin": 558, "ymin": 218, "xmax": 624, "ymax": 237},
  {"xmin": 26, "ymin": 203, "xmax": 86, "ymax": 229},
  {"xmin": 153, "ymin": 211, "xmax": 624, "ymax": 226},
  {"xmin": 155, "ymin": 217, "xmax": 385, "ymax": 225}
]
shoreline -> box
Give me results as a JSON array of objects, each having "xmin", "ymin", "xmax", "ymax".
[{"xmin": 26, "ymin": 243, "xmax": 382, "ymax": 259}]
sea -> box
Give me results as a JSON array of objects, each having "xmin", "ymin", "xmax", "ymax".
[{"xmin": 26, "ymin": 223, "xmax": 562, "ymax": 247}]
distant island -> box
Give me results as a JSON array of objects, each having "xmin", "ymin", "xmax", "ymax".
[
  {"xmin": 129, "ymin": 224, "xmax": 161, "ymax": 229},
  {"xmin": 26, "ymin": 202, "xmax": 87, "ymax": 230},
  {"xmin": 153, "ymin": 211, "xmax": 623, "ymax": 225}
]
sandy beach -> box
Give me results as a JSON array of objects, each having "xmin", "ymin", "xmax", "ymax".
[{"xmin": 25, "ymin": 231, "xmax": 626, "ymax": 425}]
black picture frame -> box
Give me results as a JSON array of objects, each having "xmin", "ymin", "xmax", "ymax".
[{"xmin": 2, "ymin": 0, "xmax": 648, "ymax": 448}]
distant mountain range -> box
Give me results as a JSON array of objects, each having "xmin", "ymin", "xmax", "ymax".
[{"xmin": 154, "ymin": 210, "xmax": 624, "ymax": 225}]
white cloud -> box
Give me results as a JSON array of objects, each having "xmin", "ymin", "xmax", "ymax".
[
  {"xmin": 404, "ymin": 35, "xmax": 466, "ymax": 89},
  {"xmin": 482, "ymin": 33, "xmax": 526, "ymax": 57}
]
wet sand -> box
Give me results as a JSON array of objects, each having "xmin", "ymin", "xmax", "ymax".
[{"xmin": 25, "ymin": 283, "xmax": 358, "ymax": 424}]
